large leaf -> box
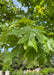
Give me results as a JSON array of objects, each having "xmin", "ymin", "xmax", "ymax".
[
  {"xmin": 28, "ymin": 31, "xmax": 38, "ymax": 52},
  {"xmin": 18, "ymin": 30, "xmax": 38, "ymax": 52},
  {"xmin": 33, "ymin": 28, "xmax": 48, "ymax": 43},
  {"xmin": 17, "ymin": 27, "xmax": 48, "ymax": 52},
  {"xmin": 7, "ymin": 26, "xmax": 30, "ymax": 35},
  {"xmin": 46, "ymin": 39, "xmax": 54, "ymax": 51}
]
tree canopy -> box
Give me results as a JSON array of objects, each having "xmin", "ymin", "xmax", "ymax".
[{"xmin": 0, "ymin": 0, "xmax": 54, "ymax": 70}]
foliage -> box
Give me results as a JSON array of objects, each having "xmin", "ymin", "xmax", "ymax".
[
  {"xmin": 25, "ymin": 59, "xmax": 39, "ymax": 70},
  {"xmin": 40, "ymin": 68, "xmax": 54, "ymax": 73},
  {"xmin": 12, "ymin": 70, "xmax": 24, "ymax": 75},
  {"xmin": 0, "ymin": 0, "xmax": 54, "ymax": 70},
  {"xmin": 0, "ymin": 50, "xmax": 3, "ymax": 70},
  {"xmin": 40, "ymin": 68, "xmax": 48, "ymax": 73},
  {"xmin": 0, "ymin": 50, "xmax": 8, "ymax": 70},
  {"xmin": 25, "ymin": 72, "xmax": 40, "ymax": 75},
  {"xmin": 12, "ymin": 68, "xmax": 54, "ymax": 75},
  {"xmin": 0, "ymin": 0, "xmax": 15, "ymax": 23},
  {"xmin": 47, "ymin": 68, "xmax": 54, "ymax": 73},
  {"xmin": 17, "ymin": 0, "xmax": 54, "ymax": 32},
  {"xmin": 2, "ymin": 53, "xmax": 39, "ymax": 71}
]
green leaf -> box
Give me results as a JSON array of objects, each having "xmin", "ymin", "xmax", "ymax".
[
  {"xmin": 7, "ymin": 26, "xmax": 30, "ymax": 35},
  {"xmin": 33, "ymin": 28, "xmax": 48, "ymax": 43},
  {"xmin": 28, "ymin": 31, "xmax": 38, "ymax": 52},
  {"xmin": 18, "ymin": 34, "xmax": 28, "ymax": 44},
  {"xmin": 18, "ymin": 29, "xmax": 38, "ymax": 52},
  {"xmin": 46, "ymin": 39, "xmax": 54, "ymax": 51},
  {"xmin": 18, "ymin": 17, "xmax": 33, "ymax": 25},
  {"xmin": 24, "ymin": 47, "xmax": 37, "ymax": 61}
]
